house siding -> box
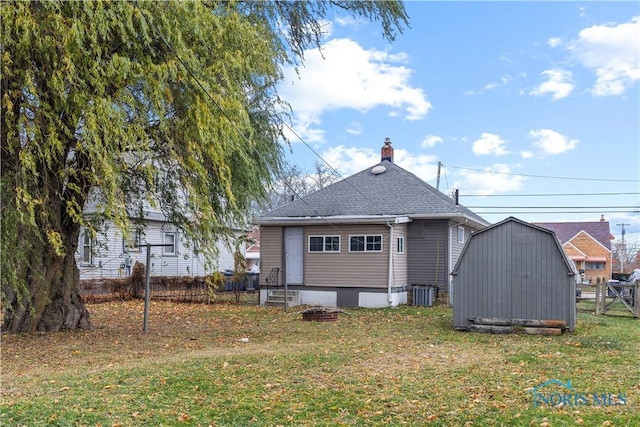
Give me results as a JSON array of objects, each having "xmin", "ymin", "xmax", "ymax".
[
  {"xmin": 304, "ymin": 224, "xmax": 388, "ymax": 288},
  {"xmin": 391, "ymin": 223, "xmax": 408, "ymax": 288},
  {"xmin": 449, "ymin": 223, "xmax": 467, "ymax": 270},
  {"xmin": 76, "ymin": 219, "xmax": 241, "ymax": 279},
  {"xmin": 259, "ymin": 226, "xmax": 283, "ymax": 287},
  {"xmin": 452, "ymin": 219, "xmax": 576, "ymax": 331},
  {"xmin": 407, "ymin": 220, "xmax": 449, "ymax": 289}
]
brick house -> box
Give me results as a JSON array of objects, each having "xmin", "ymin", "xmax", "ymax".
[{"xmin": 533, "ymin": 216, "xmax": 614, "ymax": 284}]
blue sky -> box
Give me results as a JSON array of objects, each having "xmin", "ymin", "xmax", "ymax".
[{"xmin": 276, "ymin": 1, "xmax": 640, "ymax": 244}]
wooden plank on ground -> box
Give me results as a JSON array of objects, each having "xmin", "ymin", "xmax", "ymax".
[
  {"xmin": 523, "ymin": 327, "xmax": 563, "ymax": 336},
  {"xmin": 469, "ymin": 324, "xmax": 514, "ymax": 334},
  {"xmin": 469, "ymin": 317, "xmax": 566, "ymax": 329}
]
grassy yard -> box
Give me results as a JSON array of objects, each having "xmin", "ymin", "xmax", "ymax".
[{"xmin": 2, "ymin": 300, "xmax": 639, "ymax": 426}]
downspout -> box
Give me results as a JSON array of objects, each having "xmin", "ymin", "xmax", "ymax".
[{"xmin": 387, "ymin": 221, "xmax": 394, "ymax": 304}]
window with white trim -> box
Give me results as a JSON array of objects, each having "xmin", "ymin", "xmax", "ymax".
[
  {"xmin": 123, "ymin": 230, "xmax": 141, "ymax": 252},
  {"xmin": 81, "ymin": 228, "xmax": 93, "ymax": 265},
  {"xmin": 397, "ymin": 236, "xmax": 405, "ymax": 254},
  {"xmin": 163, "ymin": 232, "xmax": 177, "ymax": 255},
  {"xmin": 457, "ymin": 226, "xmax": 465, "ymax": 244},
  {"xmin": 308, "ymin": 235, "xmax": 340, "ymax": 252},
  {"xmin": 349, "ymin": 235, "xmax": 382, "ymax": 252}
]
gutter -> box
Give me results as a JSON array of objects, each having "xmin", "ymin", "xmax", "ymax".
[{"xmin": 257, "ymin": 215, "xmax": 406, "ymax": 226}]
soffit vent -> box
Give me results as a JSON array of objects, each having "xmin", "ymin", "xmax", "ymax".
[{"xmin": 371, "ymin": 165, "xmax": 387, "ymax": 175}]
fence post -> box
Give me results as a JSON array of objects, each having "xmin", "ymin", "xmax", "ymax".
[
  {"xmin": 634, "ymin": 280, "xmax": 640, "ymax": 319},
  {"xmin": 143, "ymin": 243, "xmax": 151, "ymax": 333},
  {"xmin": 595, "ymin": 282, "xmax": 601, "ymax": 315}
]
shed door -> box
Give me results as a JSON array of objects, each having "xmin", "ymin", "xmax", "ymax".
[{"xmin": 285, "ymin": 227, "xmax": 304, "ymax": 285}]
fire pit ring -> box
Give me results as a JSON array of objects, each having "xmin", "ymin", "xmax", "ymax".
[{"xmin": 299, "ymin": 306, "xmax": 349, "ymax": 322}]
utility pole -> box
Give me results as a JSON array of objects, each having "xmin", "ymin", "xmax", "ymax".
[
  {"xmin": 436, "ymin": 161, "xmax": 442, "ymax": 191},
  {"xmin": 616, "ymin": 223, "xmax": 630, "ymax": 272}
]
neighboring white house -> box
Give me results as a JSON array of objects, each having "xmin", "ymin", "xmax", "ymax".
[{"xmin": 76, "ymin": 207, "xmax": 247, "ymax": 280}]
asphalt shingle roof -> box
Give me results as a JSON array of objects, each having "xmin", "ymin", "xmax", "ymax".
[
  {"xmin": 532, "ymin": 221, "xmax": 613, "ymax": 250},
  {"xmin": 261, "ymin": 160, "xmax": 488, "ymax": 225}
]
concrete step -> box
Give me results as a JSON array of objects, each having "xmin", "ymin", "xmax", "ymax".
[{"xmin": 265, "ymin": 290, "xmax": 298, "ymax": 307}]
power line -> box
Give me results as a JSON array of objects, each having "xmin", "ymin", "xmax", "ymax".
[
  {"xmin": 136, "ymin": 8, "xmax": 346, "ymax": 232},
  {"xmin": 140, "ymin": 9, "xmax": 637, "ymax": 232},
  {"xmin": 466, "ymin": 205, "xmax": 639, "ymax": 209},
  {"xmin": 462, "ymin": 192, "xmax": 640, "ymax": 197},
  {"xmin": 138, "ymin": 8, "xmax": 399, "ymax": 238},
  {"xmin": 474, "ymin": 210, "xmax": 638, "ymax": 214},
  {"xmin": 447, "ymin": 165, "xmax": 639, "ymax": 183}
]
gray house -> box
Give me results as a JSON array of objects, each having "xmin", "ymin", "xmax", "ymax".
[
  {"xmin": 451, "ymin": 217, "xmax": 577, "ymax": 331},
  {"xmin": 257, "ymin": 139, "xmax": 490, "ymax": 308}
]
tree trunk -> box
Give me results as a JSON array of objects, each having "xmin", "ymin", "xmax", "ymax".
[{"xmin": 2, "ymin": 226, "xmax": 92, "ymax": 333}]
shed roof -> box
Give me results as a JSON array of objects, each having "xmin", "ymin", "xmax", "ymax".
[{"xmin": 259, "ymin": 160, "xmax": 489, "ymax": 228}]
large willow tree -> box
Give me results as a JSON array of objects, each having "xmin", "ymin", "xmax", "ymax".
[{"xmin": 1, "ymin": 1, "xmax": 408, "ymax": 332}]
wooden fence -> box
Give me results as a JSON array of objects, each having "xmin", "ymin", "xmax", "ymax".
[
  {"xmin": 80, "ymin": 274, "xmax": 259, "ymax": 304},
  {"xmin": 579, "ymin": 280, "xmax": 639, "ymax": 318}
]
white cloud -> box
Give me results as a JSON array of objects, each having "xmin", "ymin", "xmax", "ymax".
[
  {"xmin": 472, "ymin": 133, "xmax": 509, "ymax": 156},
  {"xmin": 568, "ymin": 16, "xmax": 640, "ymax": 96},
  {"xmin": 321, "ymin": 145, "xmax": 438, "ymax": 181},
  {"xmin": 528, "ymin": 129, "xmax": 578, "ymax": 155},
  {"xmin": 394, "ymin": 150, "xmax": 440, "ymax": 182},
  {"xmin": 322, "ymin": 145, "xmax": 379, "ymax": 175},
  {"xmin": 333, "ymin": 15, "xmax": 359, "ymax": 28},
  {"xmin": 500, "ymin": 54, "xmax": 514, "ymax": 64},
  {"xmin": 279, "ymin": 38, "xmax": 431, "ymax": 143},
  {"xmin": 345, "ymin": 122, "xmax": 363, "ymax": 135},
  {"xmin": 318, "ymin": 20, "xmax": 334, "ymax": 39},
  {"xmin": 520, "ymin": 150, "xmax": 534, "ymax": 159},
  {"xmin": 530, "ymin": 69, "xmax": 574, "ymax": 100},
  {"xmin": 421, "ymin": 134, "xmax": 443, "ymax": 148},
  {"xmin": 282, "ymin": 117, "xmax": 325, "ymax": 144},
  {"xmin": 453, "ymin": 164, "xmax": 525, "ymax": 196},
  {"xmin": 485, "ymin": 75, "xmax": 512, "ymax": 90},
  {"xmin": 466, "ymin": 75, "xmax": 513, "ymax": 95},
  {"xmin": 547, "ymin": 37, "xmax": 562, "ymax": 48}
]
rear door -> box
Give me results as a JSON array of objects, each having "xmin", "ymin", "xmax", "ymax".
[{"xmin": 284, "ymin": 227, "xmax": 304, "ymax": 285}]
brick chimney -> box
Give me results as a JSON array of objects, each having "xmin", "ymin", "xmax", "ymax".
[{"xmin": 381, "ymin": 137, "xmax": 394, "ymax": 163}]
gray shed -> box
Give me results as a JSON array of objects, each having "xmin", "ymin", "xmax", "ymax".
[{"xmin": 451, "ymin": 217, "xmax": 576, "ymax": 331}]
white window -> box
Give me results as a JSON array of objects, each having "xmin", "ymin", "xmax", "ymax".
[
  {"xmin": 349, "ymin": 235, "xmax": 383, "ymax": 252},
  {"xmin": 81, "ymin": 228, "xmax": 93, "ymax": 265},
  {"xmin": 397, "ymin": 236, "xmax": 405, "ymax": 254},
  {"xmin": 123, "ymin": 230, "xmax": 141, "ymax": 252},
  {"xmin": 309, "ymin": 235, "xmax": 340, "ymax": 252},
  {"xmin": 163, "ymin": 232, "xmax": 177, "ymax": 255},
  {"xmin": 457, "ymin": 226, "xmax": 465, "ymax": 244}
]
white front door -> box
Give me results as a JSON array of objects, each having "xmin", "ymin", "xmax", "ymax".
[{"xmin": 285, "ymin": 227, "xmax": 304, "ymax": 285}]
